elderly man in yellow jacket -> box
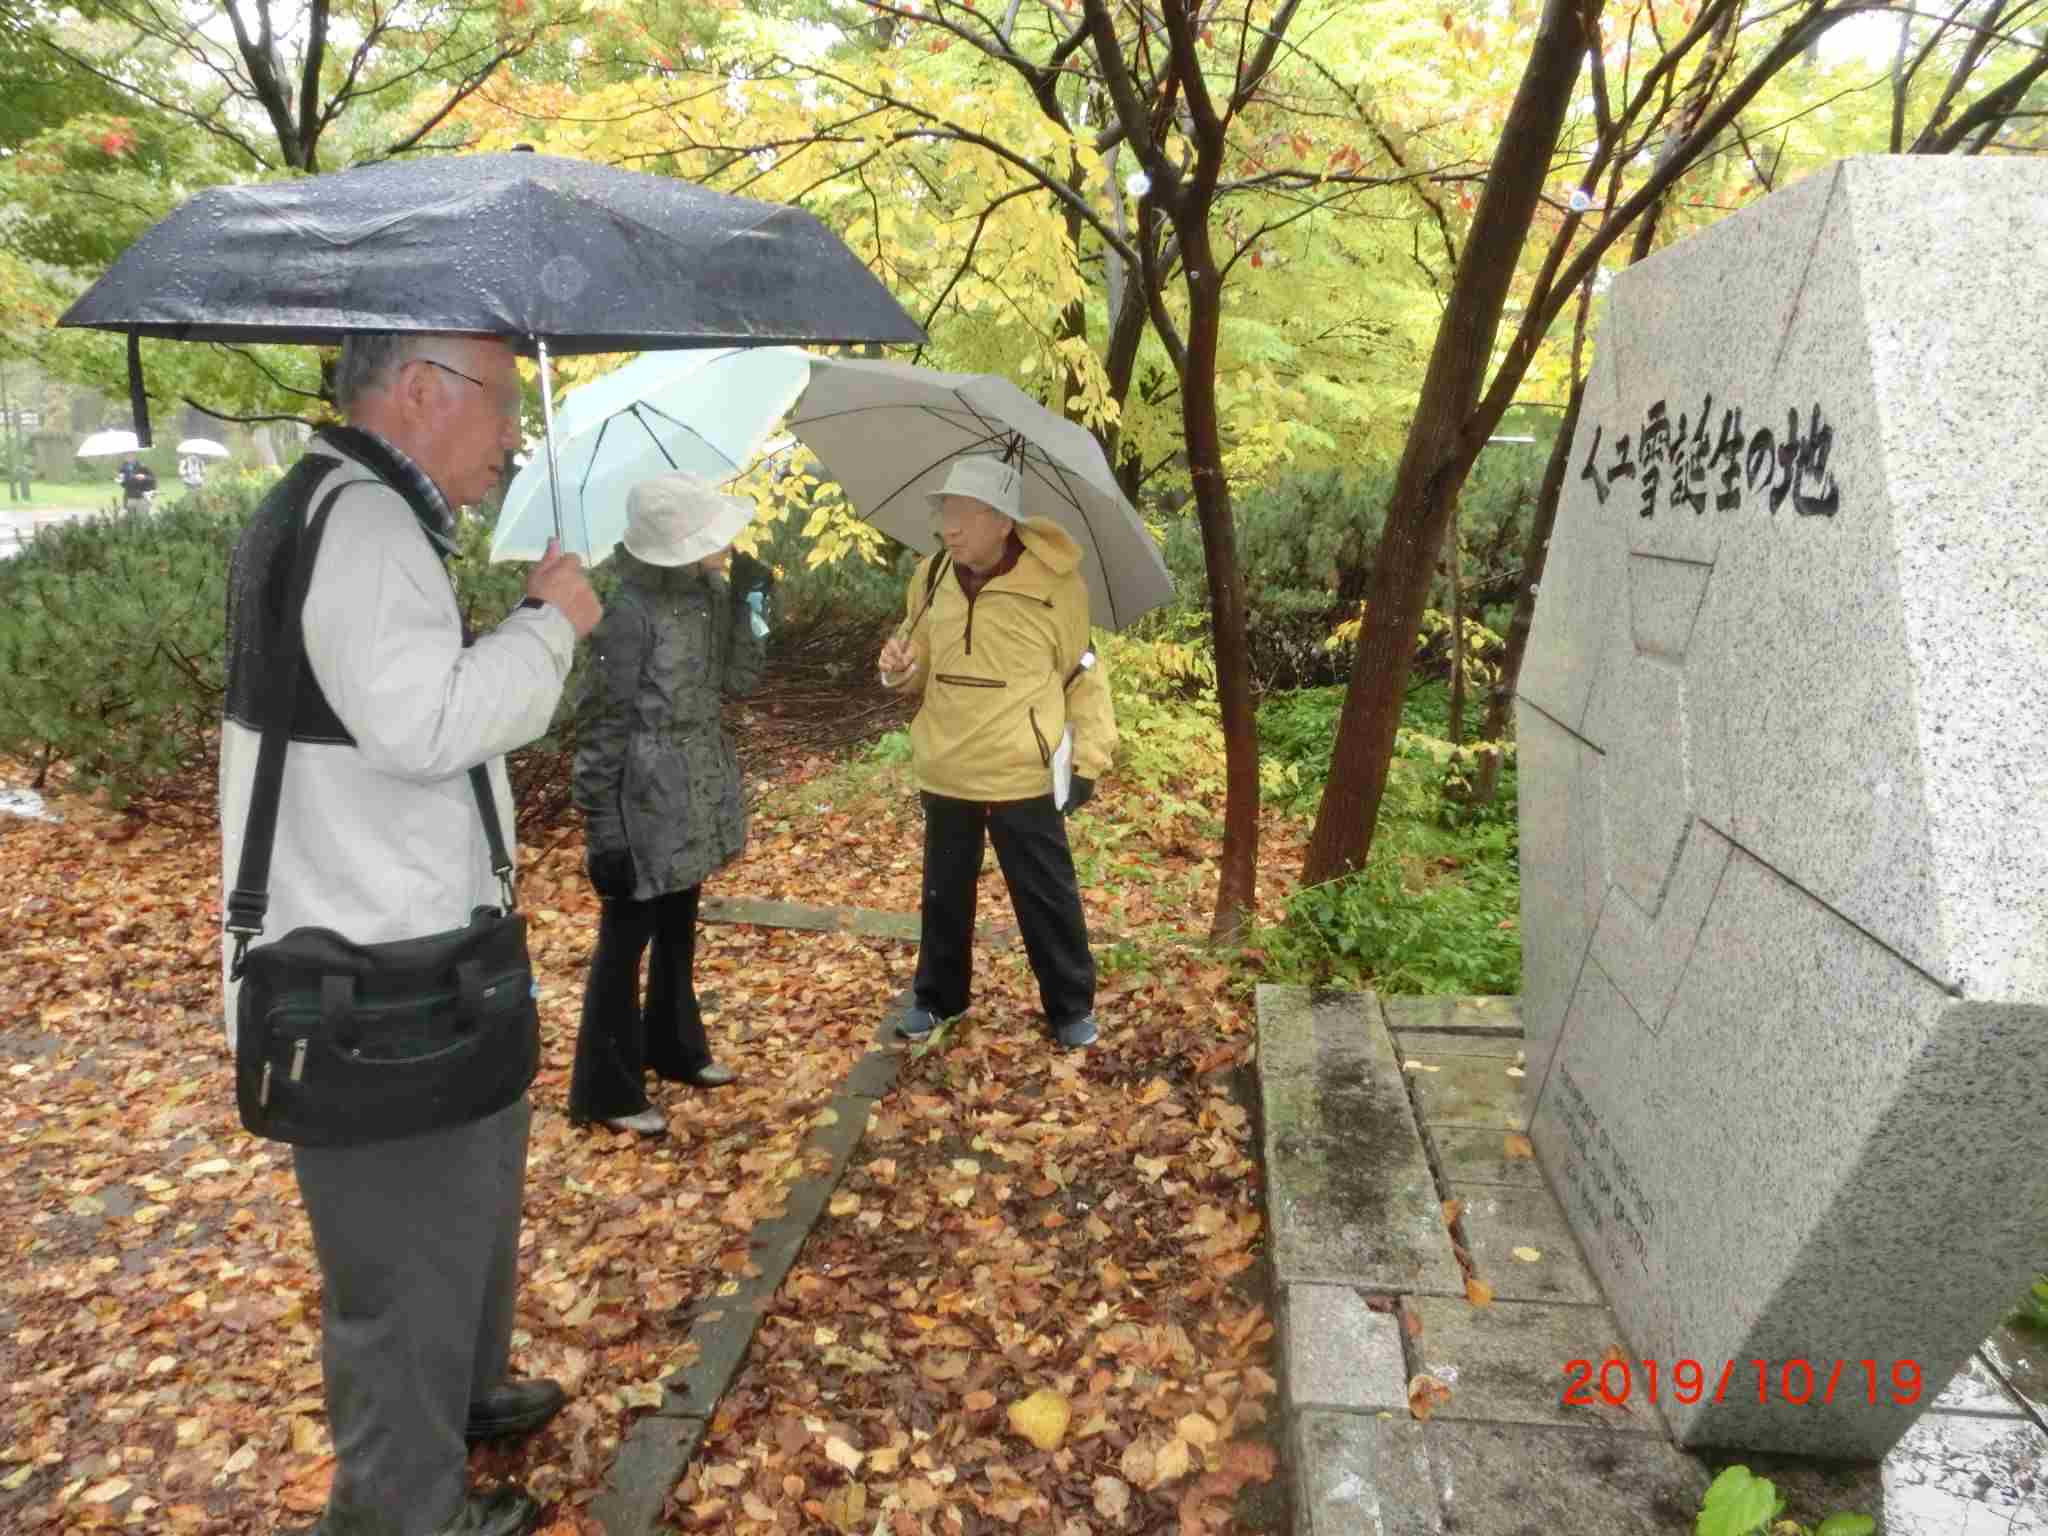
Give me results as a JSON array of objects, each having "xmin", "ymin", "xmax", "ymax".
[{"xmin": 877, "ymin": 455, "xmax": 1118, "ymax": 1049}]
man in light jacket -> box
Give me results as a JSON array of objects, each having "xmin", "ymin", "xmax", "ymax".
[
  {"xmin": 877, "ymin": 455, "xmax": 1117, "ymax": 1050},
  {"xmin": 219, "ymin": 332, "xmax": 600, "ymax": 1536}
]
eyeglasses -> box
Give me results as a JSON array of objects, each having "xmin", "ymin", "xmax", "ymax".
[{"xmin": 417, "ymin": 357, "xmax": 522, "ymax": 421}]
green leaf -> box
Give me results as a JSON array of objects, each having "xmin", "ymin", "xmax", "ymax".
[
  {"xmin": 1697, "ymin": 1466, "xmax": 1780, "ymax": 1536},
  {"xmin": 1815, "ymin": 1514, "xmax": 1876, "ymax": 1536}
]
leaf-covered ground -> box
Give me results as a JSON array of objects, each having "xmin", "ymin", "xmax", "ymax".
[{"xmin": 0, "ymin": 748, "xmax": 1299, "ymax": 1534}]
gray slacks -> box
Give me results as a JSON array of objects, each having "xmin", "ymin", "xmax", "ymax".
[{"xmin": 292, "ymin": 1096, "xmax": 531, "ymax": 1536}]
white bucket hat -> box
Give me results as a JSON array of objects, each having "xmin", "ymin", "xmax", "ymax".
[
  {"xmin": 621, "ymin": 472, "xmax": 754, "ymax": 567},
  {"xmin": 925, "ymin": 455, "xmax": 1022, "ymax": 520}
]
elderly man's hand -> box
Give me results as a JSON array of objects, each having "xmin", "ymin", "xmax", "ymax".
[{"xmin": 527, "ymin": 539, "xmax": 603, "ymax": 637}]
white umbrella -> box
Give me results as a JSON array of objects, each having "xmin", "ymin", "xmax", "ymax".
[
  {"xmin": 784, "ymin": 357, "xmax": 1173, "ymax": 629},
  {"xmin": 177, "ymin": 437, "xmax": 230, "ymax": 458},
  {"xmin": 76, "ymin": 429, "xmax": 141, "ymax": 458},
  {"xmin": 490, "ymin": 347, "xmax": 810, "ymax": 564}
]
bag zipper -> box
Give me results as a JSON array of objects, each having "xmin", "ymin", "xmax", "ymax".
[{"xmin": 267, "ymin": 966, "xmax": 531, "ymax": 1064}]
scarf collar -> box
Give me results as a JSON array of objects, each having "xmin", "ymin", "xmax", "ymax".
[{"xmin": 312, "ymin": 425, "xmax": 460, "ymax": 557}]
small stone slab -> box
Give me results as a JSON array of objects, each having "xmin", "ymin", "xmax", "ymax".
[
  {"xmin": 1431, "ymin": 1127, "xmax": 1545, "ymax": 1190},
  {"xmin": 1290, "ymin": 1411, "xmax": 1439, "ymax": 1536},
  {"xmin": 1409, "ymin": 1421, "xmax": 1707, "ymax": 1534},
  {"xmin": 1258, "ymin": 986, "xmax": 1463, "ymax": 1295},
  {"xmin": 696, "ymin": 894, "xmax": 990, "ymax": 945},
  {"xmin": 1385, "ymin": 1029, "xmax": 1523, "ymax": 1059},
  {"xmin": 587, "ymin": 1414, "xmax": 705, "ymax": 1534},
  {"xmin": 1381, "ymin": 995, "xmax": 1523, "ymax": 1035},
  {"xmin": 1453, "ymin": 1184, "xmax": 1603, "ymax": 1304},
  {"xmin": 1403, "ymin": 1055, "xmax": 1524, "ymax": 1130},
  {"xmin": 1283, "ymin": 1282, "xmax": 1408, "ymax": 1413},
  {"xmin": 1934, "ymin": 1353, "xmax": 2027, "ymax": 1418},
  {"xmin": 700, "ymin": 895, "xmax": 845, "ymax": 932},
  {"xmin": 1409, "ymin": 1295, "xmax": 1639, "ymax": 1432},
  {"xmin": 1980, "ymin": 1319, "xmax": 2048, "ymax": 1429},
  {"xmin": 1737, "ymin": 1411, "xmax": 2048, "ymax": 1533}
]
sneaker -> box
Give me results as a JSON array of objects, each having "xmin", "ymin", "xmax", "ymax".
[
  {"xmin": 1053, "ymin": 1014, "xmax": 1099, "ymax": 1050},
  {"xmin": 895, "ymin": 1005, "xmax": 940, "ymax": 1042}
]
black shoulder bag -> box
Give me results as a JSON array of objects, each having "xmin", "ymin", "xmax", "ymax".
[{"xmin": 225, "ymin": 489, "xmax": 540, "ymax": 1147}]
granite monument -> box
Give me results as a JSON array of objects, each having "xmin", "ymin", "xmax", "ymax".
[{"xmin": 1517, "ymin": 155, "xmax": 2048, "ymax": 1457}]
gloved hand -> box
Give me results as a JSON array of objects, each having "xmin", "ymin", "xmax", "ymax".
[
  {"xmin": 586, "ymin": 846, "xmax": 637, "ymax": 900},
  {"xmin": 1063, "ymin": 776, "xmax": 1094, "ymax": 815},
  {"xmin": 728, "ymin": 550, "xmax": 776, "ymax": 597}
]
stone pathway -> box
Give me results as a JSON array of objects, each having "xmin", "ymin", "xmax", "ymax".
[{"xmin": 1259, "ymin": 986, "xmax": 2048, "ymax": 1535}]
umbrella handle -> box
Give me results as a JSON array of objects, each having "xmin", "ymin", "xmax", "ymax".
[{"xmin": 535, "ymin": 337, "xmax": 565, "ymax": 549}]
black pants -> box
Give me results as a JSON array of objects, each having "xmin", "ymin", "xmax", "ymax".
[
  {"xmin": 914, "ymin": 792, "xmax": 1094, "ymax": 1030},
  {"xmin": 569, "ymin": 886, "xmax": 712, "ymax": 1120}
]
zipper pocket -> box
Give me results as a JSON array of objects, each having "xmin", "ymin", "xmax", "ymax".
[
  {"xmin": 267, "ymin": 966, "xmax": 531, "ymax": 1064},
  {"xmin": 1029, "ymin": 707, "xmax": 1052, "ymax": 766},
  {"xmin": 934, "ymin": 674, "xmax": 1007, "ymax": 688}
]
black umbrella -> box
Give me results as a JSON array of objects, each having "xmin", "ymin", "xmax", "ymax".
[{"xmin": 57, "ymin": 149, "xmax": 925, "ymax": 534}]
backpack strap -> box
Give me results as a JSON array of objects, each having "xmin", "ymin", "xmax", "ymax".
[{"xmin": 226, "ymin": 487, "xmax": 516, "ymax": 977}]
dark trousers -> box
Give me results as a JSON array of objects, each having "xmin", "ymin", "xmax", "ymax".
[
  {"xmin": 569, "ymin": 886, "xmax": 712, "ymax": 1120},
  {"xmin": 294, "ymin": 1097, "xmax": 529, "ymax": 1536},
  {"xmin": 914, "ymin": 791, "xmax": 1094, "ymax": 1029}
]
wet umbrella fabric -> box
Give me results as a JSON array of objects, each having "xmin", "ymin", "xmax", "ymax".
[
  {"xmin": 784, "ymin": 357, "xmax": 1172, "ymax": 630},
  {"xmin": 75, "ymin": 430, "xmax": 141, "ymax": 458},
  {"xmin": 57, "ymin": 151, "xmax": 926, "ymax": 354},
  {"xmin": 489, "ymin": 347, "xmax": 809, "ymax": 565},
  {"xmin": 177, "ymin": 437, "xmax": 230, "ymax": 458}
]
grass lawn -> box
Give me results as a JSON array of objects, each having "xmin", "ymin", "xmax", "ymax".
[{"xmin": 4, "ymin": 480, "xmax": 128, "ymax": 512}]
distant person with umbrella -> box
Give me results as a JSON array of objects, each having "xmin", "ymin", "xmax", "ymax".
[
  {"xmin": 116, "ymin": 453, "xmax": 155, "ymax": 511},
  {"xmin": 876, "ymin": 455, "xmax": 1117, "ymax": 1051},
  {"xmin": 569, "ymin": 473, "xmax": 772, "ymax": 1135},
  {"xmin": 220, "ymin": 332, "xmax": 600, "ymax": 1536}
]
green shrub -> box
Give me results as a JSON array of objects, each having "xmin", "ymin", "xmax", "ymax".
[
  {"xmin": 0, "ymin": 481, "xmax": 594, "ymax": 814},
  {"xmin": 0, "ymin": 489, "xmax": 257, "ymax": 809},
  {"xmin": 1252, "ymin": 681, "xmax": 1520, "ymax": 995}
]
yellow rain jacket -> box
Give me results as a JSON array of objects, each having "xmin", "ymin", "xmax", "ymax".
[{"xmin": 891, "ymin": 516, "xmax": 1117, "ymax": 802}]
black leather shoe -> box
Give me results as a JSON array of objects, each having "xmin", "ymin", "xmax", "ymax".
[
  {"xmin": 682, "ymin": 1062, "xmax": 736, "ymax": 1088},
  {"xmin": 434, "ymin": 1488, "xmax": 542, "ymax": 1536},
  {"xmin": 465, "ymin": 1378, "xmax": 566, "ymax": 1443}
]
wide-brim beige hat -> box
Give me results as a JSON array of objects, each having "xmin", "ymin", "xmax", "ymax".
[
  {"xmin": 924, "ymin": 455, "xmax": 1022, "ymax": 519},
  {"xmin": 621, "ymin": 472, "xmax": 755, "ymax": 567}
]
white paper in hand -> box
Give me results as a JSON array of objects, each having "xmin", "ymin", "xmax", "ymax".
[{"xmin": 1051, "ymin": 724, "xmax": 1074, "ymax": 810}]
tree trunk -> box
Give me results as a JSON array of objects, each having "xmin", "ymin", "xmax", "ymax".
[
  {"xmin": 1302, "ymin": 0, "xmax": 1600, "ymax": 885},
  {"xmin": 1446, "ymin": 501, "xmax": 1465, "ymax": 746},
  {"xmin": 1472, "ymin": 377, "xmax": 1583, "ymax": 803},
  {"xmin": 1174, "ymin": 215, "xmax": 1259, "ymax": 942}
]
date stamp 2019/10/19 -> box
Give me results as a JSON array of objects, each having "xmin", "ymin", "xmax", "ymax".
[{"xmin": 1562, "ymin": 1358, "xmax": 1924, "ymax": 1409}]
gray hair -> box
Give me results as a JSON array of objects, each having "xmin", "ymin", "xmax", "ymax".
[{"xmin": 334, "ymin": 333, "xmax": 445, "ymax": 412}]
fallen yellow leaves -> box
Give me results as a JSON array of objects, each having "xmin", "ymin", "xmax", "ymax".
[
  {"xmin": 1408, "ymin": 1373, "xmax": 1455, "ymax": 1421},
  {"xmin": 1006, "ymin": 1387, "xmax": 1071, "ymax": 1450},
  {"xmin": 1, "ymin": 749, "xmax": 1284, "ymax": 1534},
  {"xmin": 1512, "ymin": 1245, "xmax": 1544, "ymax": 1262}
]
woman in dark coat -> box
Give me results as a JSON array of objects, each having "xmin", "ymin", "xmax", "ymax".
[{"xmin": 568, "ymin": 472, "xmax": 772, "ymax": 1136}]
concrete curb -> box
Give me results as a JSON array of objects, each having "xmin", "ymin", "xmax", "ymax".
[{"xmin": 586, "ymin": 997, "xmax": 909, "ymax": 1532}]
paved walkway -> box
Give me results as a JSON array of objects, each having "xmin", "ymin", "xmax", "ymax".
[
  {"xmin": 0, "ymin": 500, "xmax": 117, "ymax": 560},
  {"xmin": 1258, "ymin": 985, "xmax": 2048, "ymax": 1535}
]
